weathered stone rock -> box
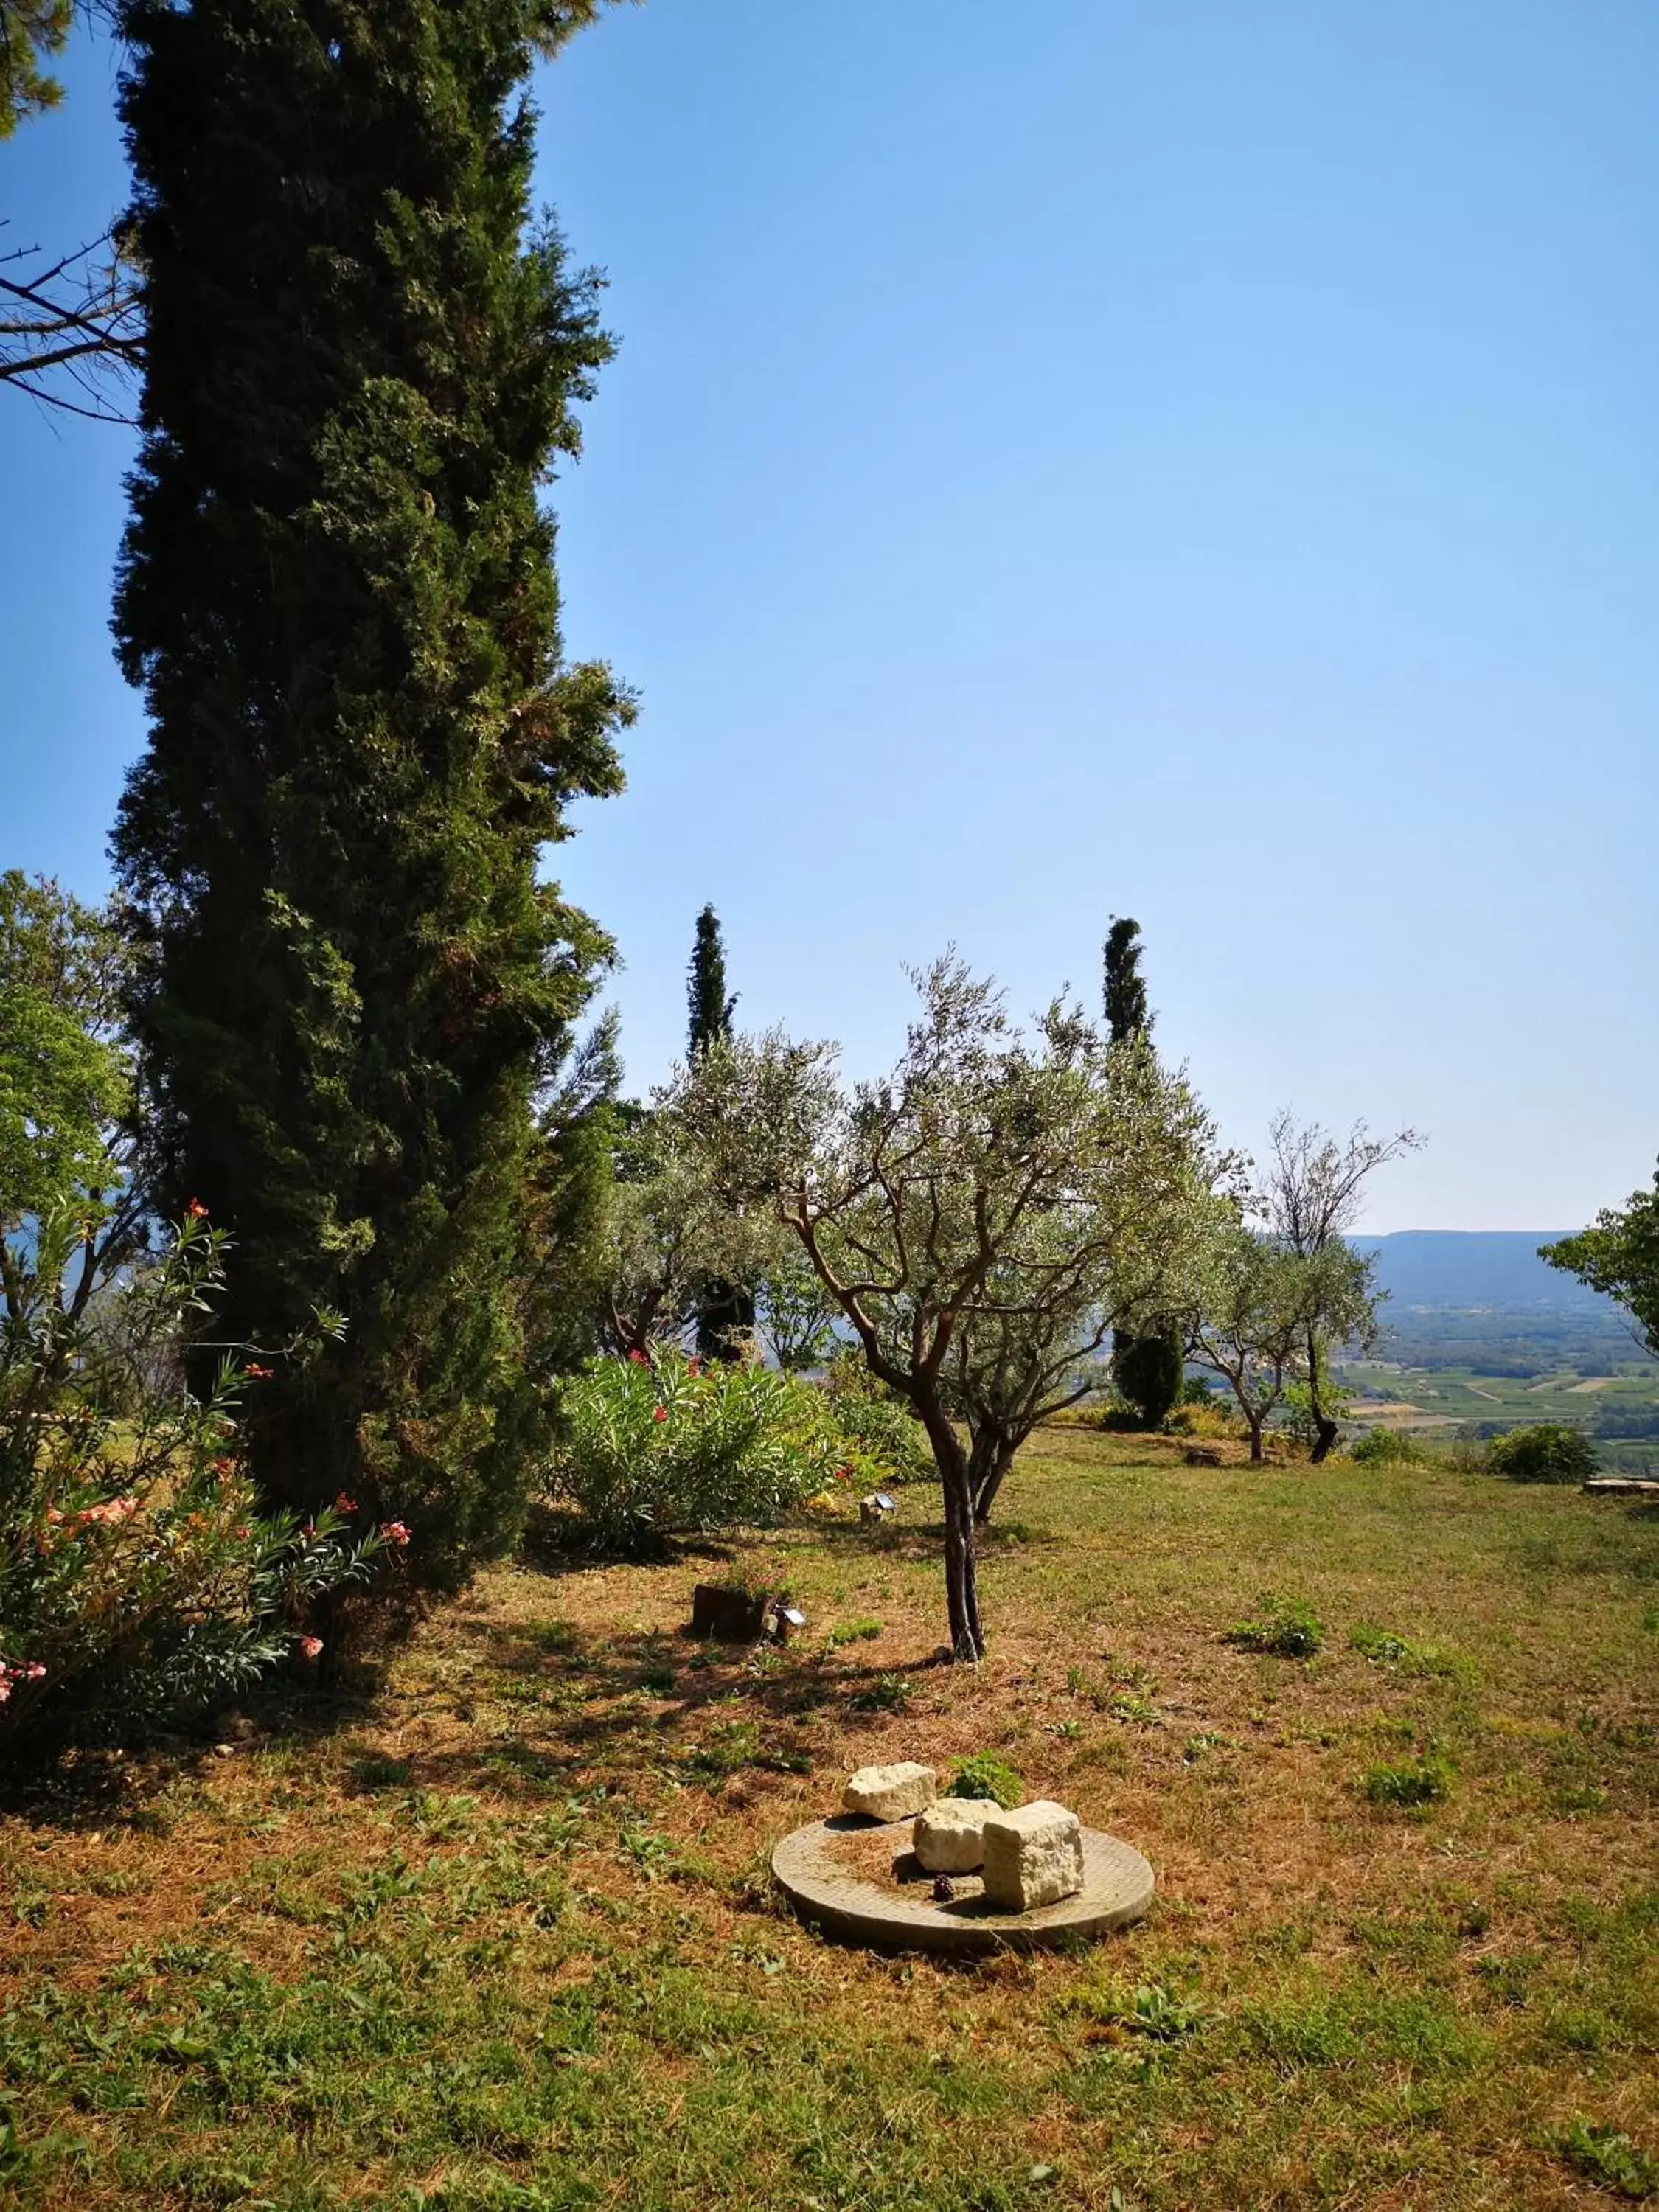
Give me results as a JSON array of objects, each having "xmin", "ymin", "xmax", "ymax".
[
  {"xmin": 981, "ymin": 1800, "xmax": 1085, "ymax": 1911},
  {"xmin": 912, "ymin": 1795, "xmax": 1000, "ymax": 1872},
  {"xmin": 842, "ymin": 1761, "xmax": 937, "ymax": 1823}
]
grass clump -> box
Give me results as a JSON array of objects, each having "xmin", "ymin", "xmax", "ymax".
[
  {"xmin": 1361, "ymin": 1753, "xmax": 1455, "ymax": 1809},
  {"xmin": 849, "ymin": 1672, "xmax": 913, "ymax": 1714},
  {"xmin": 1555, "ymin": 2118, "xmax": 1659, "ymax": 2199},
  {"xmin": 826, "ymin": 1618, "xmax": 883, "ymax": 1648},
  {"xmin": 1225, "ymin": 1595, "xmax": 1324, "ymax": 1659},
  {"xmin": 947, "ymin": 1752, "xmax": 1025, "ymax": 1808},
  {"xmin": 1349, "ymin": 1622, "xmax": 1466, "ymax": 1679}
]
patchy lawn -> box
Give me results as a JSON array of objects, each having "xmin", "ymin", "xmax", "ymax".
[{"xmin": 2, "ymin": 1430, "xmax": 1656, "ymax": 2210}]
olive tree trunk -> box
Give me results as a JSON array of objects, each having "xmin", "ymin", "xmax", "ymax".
[{"xmin": 918, "ymin": 1397, "xmax": 985, "ymax": 1660}]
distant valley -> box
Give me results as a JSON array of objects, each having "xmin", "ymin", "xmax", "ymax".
[{"xmin": 1338, "ymin": 1230, "xmax": 1658, "ymax": 1461}]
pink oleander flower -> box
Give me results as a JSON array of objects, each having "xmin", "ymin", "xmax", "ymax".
[
  {"xmin": 0, "ymin": 1683, "xmax": 10, "ymax": 1704},
  {"xmin": 381, "ymin": 1520, "xmax": 411, "ymax": 1548},
  {"xmin": 298, "ymin": 1635, "xmax": 324, "ymax": 1660},
  {"xmin": 334, "ymin": 1492, "xmax": 358, "ymax": 1515},
  {"xmin": 686, "ymin": 1359, "xmax": 700, "ymax": 1378},
  {"xmin": 22, "ymin": 1664, "xmax": 44, "ymax": 1682},
  {"xmin": 244, "ymin": 1362, "xmax": 274, "ymax": 1381},
  {"xmin": 45, "ymin": 1506, "xmax": 63, "ymax": 1526},
  {"xmin": 185, "ymin": 1198, "xmax": 209, "ymax": 1220},
  {"xmin": 652, "ymin": 1405, "xmax": 667, "ymax": 1422},
  {"xmin": 627, "ymin": 1348, "xmax": 649, "ymax": 1366}
]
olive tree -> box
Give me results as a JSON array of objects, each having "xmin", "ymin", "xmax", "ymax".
[
  {"xmin": 669, "ymin": 956, "xmax": 1225, "ymax": 1660},
  {"xmin": 1259, "ymin": 1112, "xmax": 1420, "ymax": 1461},
  {"xmin": 1187, "ymin": 1223, "xmax": 1380, "ymax": 1462}
]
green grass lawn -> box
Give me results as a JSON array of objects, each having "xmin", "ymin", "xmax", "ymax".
[{"xmin": 2, "ymin": 1431, "xmax": 1656, "ymax": 2210}]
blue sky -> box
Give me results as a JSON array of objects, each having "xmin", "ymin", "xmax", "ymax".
[{"xmin": 3, "ymin": 0, "xmax": 1656, "ymax": 1231}]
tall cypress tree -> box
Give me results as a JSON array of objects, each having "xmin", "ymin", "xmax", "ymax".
[
  {"xmin": 686, "ymin": 902, "xmax": 735, "ymax": 1060},
  {"xmin": 110, "ymin": 0, "xmax": 631, "ymax": 1587},
  {"xmin": 683, "ymin": 904, "xmax": 751, "ymax": 1358},
  {"xmin": 1103, "ymin": 917, "xmax": 1182, "ymax": 1427},
  {"xmin": 1103, "ymin": 917, "xmax": 1152, "ymax": 1047}
]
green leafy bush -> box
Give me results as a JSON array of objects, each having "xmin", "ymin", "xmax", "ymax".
[
  {"xmin": 1347, "ymin": 1426, "xmax": 1430, "ymax": 1466},
  {"xmin": 1225, "ymin": 1596, "xmax": 1324, "ymax": 1658},
  {"xmin": 1487, "ymin": 1423, "xmax": 1598, "ymax": 1485},
  {"xmin": 947, "ymin": 1753, "xmax": 1024, "ymax": 1808},
  {"xmin": 546, "ymin": 1349, "xmax": 846, "ymax": 1552},
  {"xmin": 1, "ymin": 1208, "xmax": 386, "ymax": 1752},
  {"xmin": 821, "ymin": 1352, "xmax": 933, "ymax": 1483}
]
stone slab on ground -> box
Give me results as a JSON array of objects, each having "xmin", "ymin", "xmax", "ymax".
[
  {"xmin": 981, "ymin": 1800, "xmax": 1085, "ymax": 1912},
  {"xmin": 913, "ymin": 1796, "xmax": 1000, "ymax": 1873},
  {"xmin": 772, "ymin": 1815, "xmax": 1152, "ymax": 1955},
  {"xmin": 842, "ymin": 1762, "xmax": 938, "ymax": 1823}
]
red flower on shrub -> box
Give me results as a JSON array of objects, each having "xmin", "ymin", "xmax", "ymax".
[
  {"xmin": 652, "ymin": 1406, "xmax": 667, "ymax": 1423},
  {"xmin": 686, "ymin": 1359, "xmax": 700, "ymax": 1378},
  {"xmin": 244, "ymin": 1363, "xmax": 274, "ymax": 1381},
  {"xmin": 185, "ymin": 1199, "xmax": 209, "ymax": 1220},
  {"xmin": 627, "ymin": 1349, "xmax": 649, "ymax": 1366},
  {"xmin": 334, "ymin": 1492, "xmax": 358, "ymax": 1515},
  {"xmin": 298, "ymin": 1635, "xmax": 324, "ymax": 1660},
  {"xmin": 381, "ymin": 1520, "xmax": 411, "ymax": 1548}
]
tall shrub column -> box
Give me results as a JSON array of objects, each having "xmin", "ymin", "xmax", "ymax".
[
  {"xmin": 111, "ymin": 0, "xmax": 630, "ymax": 1587},
  {"xmin": 1104, "ymin": 917, "xmax": 1183, "ymax": 1427},
  {"xmin": 686, "ymin": 904, "xmax": 754, "ymax": 1361}
]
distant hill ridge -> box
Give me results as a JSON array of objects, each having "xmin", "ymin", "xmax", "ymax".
[{"xmin": 1351, "ymin": 1230, "xmax": 1610, "ymax": 1312}]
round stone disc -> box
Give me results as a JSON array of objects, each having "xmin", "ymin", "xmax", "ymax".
[{"xmin": 771, "ymin": 1813, "xmax": 1154, "ymax": 1955}]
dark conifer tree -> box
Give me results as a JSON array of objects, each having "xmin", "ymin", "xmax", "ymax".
[
  {"xmin": 1102, "ymin": 916, "xmax": 1182, "ymax": 1425},
  {"xmin": 683, "ymin": 903, "xmax": 751, "ymax": 1358},
  {"xmin": 110, "ymin": 0, "xmax": 631, "ymax": 1587},
  {"xmin": 1103, "ymin": 916, "xmax": 1152, "ymax": 1047},
  {"xmin": 686, "ymin": 903, "xmax": 737, "ymax": 1060}
]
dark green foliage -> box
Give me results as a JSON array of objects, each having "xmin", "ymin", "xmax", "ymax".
[
  {"xmin": 521, "ymin": 1013, "xmax": 624, "ymax": 1375},
  {"xmin": 686, "ymin": 904, "xmax": 753, "ymax": 1357},
  {"xmin": 1103, "ymin": 917, "xmax": 1177, "ymax": 1430},
  {"xmin": 1487, "ymin": 1423, "xmax": 1598, "ymax": 1485},
  {"xmin": 1111, "ymin": 1325, "xmax": 1183, "ymax": 1428},
  {"xmin": 1545, "ymin": 1172, "xmax": 1659, "ymax": 1359},
  {"xmin": 686, "ymin": 903, "xmax": 737, "ymax": 1060},
  {"xmin": 110, "ymin": 0, "xmax": 630, "ymax": 1589},
  {"xmin": 0, "ymin": 0, "xmax": 70, "ymax": 136},
  {"xmin": 1102, "ymin": 915, "xmax": 1152, "ymax": 1046}
]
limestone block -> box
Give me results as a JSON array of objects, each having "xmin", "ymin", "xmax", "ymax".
[
  {"xmin": 912, "ymin": 1796, "xmax": 1000, "ymax": 1873},
  {"xmin": 981, "ymin": 1800, "xmax": 1085, "ymax": 1911},
  {"xmin": 842, "ymin": 1761, "xmax": 937, "ymax": 1823}
]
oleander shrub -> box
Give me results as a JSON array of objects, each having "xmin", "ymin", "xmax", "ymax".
[
  {"xmin": 821, "ymin": 1351, "xmax": 933, "ymax": 1483},
  {"xmin": 1487, "ymin": 1422, "xmax": 1598, "ymax": 1485},
  {"xmin": 1, "ymin": 1206, "xmax": 388, "ymax": 1753},
  {"xmin": 546, "ymin": 1348, "xmax": 852, "ymax": 1552}
]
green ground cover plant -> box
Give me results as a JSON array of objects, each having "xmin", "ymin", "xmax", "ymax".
[{"xmin": 0, "ymin": 1426, "xmax": 1655, "ymax": 2210}]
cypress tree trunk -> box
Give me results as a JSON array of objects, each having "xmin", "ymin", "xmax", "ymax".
[{"xmin": 111, "ymin": 0, "xmax": 630, "ymax": 1587}]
